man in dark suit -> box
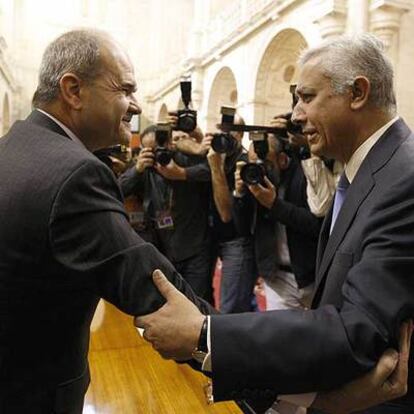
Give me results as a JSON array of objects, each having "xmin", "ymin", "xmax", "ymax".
[
  {"xmin": 136, "ymin": 34, "xmax": 414, "ymax": 413},
  {"xmin": 0, "ymin": 29, "xmax": 211, "ymax": 413}
]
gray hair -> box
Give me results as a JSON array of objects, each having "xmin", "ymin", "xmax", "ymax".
[
  {"xmin": 299, "ymin": 33, "xmax": 396, "ymax": 114},
  {"xmin": 32, "ymin": 29, "xmax": 109, "ymax": 107}
]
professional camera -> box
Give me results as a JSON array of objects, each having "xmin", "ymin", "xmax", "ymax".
[
  {"xmin": 285, "ymin": 112, "xmax": 302, "ymax": 135},
  {"xmin": 279, "ymin": 137, "xmax": 311, "ymax": 160},
  {"xmin": 154, "ymin": 124, "xmax": 174, "ymax": 166},
  {"xmin": 240, "ymin": 132, "xmax": 269, "ymax": 185},
  {"xmin": 176, "ymin": 80, "xmax": 197, "ymax": 133},
  {"xmin": 211, "ymin": 106, "xmax": 238, "ymax": 154}
]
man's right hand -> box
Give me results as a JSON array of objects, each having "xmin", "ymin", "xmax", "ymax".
[
  {"xmin": 312, "ymin": 320, "xmax": 413, "ymax": 414},
  {"xmin": 135, "ymin": 147, "xmax": 154, "ymax": 173}
]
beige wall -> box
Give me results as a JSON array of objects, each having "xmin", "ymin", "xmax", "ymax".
[
  {"xmin": 0, "ymin": 0, "xmax": 413, "ymax": 130},
  {"xmin": 396, "ymin": 8, "xmax": 414, "ymax": 127}
]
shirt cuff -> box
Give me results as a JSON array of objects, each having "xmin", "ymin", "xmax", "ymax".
[{"xmin": 201, "ymin": 315, "xmax": 212, "ymax": 372}]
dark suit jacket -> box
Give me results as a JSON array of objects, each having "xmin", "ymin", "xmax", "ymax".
[
  {"xmin": 0, "ymin": 110, "xmax": 211, "ymax": 413},
  {"xmin": 210, "ymin": 119, "xmax": 414, "ymax": 411}
]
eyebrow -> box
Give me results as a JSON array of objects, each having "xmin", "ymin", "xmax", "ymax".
[
  {"xmin": 122, "ymin": 81, "xmax": 137, "ymax": 93},
  {"xmin": 296, "ymin": 86, "xmax": 316, "ymax": 96}
]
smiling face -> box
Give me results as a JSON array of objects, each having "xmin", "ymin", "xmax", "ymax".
[
  {"xmin": 79, "ymin": 41, "xmax": 141, "ymax": 149},
  {"xmin": 292, "ymin": 58, "xmax": 356, "ymax": 162}
]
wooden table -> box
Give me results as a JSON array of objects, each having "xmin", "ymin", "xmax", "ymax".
[{"xmin": 84, "ymin": 300, "xmax": 242, "ymax": 414}]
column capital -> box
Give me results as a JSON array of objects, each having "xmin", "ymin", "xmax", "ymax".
[{"xmin": 313, "ymin": 0, "xmax": 347, "ymax": 39}]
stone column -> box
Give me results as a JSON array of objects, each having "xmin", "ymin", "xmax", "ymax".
[
  {"xmin": 370, "ymin": 0, "xmax": 413, "ymax": 65},
  {"xmin": 313, "ymin": 0, "xmax": 347, "ymax": 40},
  {"xmin": 347, "ymin": 0, "xmax": 370, "ymax": 33}
]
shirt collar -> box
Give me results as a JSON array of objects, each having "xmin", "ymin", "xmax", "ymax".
[
  {"xmin": 36, "ymin": 108, "xmax": 86, "ymax": 149},
  {"xmin": 345, "ymin": 116, "xmax": 399, "ymax": 183}
]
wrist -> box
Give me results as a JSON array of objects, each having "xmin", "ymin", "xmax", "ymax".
[{"xmin": 192, "ymin": 316, "xmax": 208, "ymax": 363}]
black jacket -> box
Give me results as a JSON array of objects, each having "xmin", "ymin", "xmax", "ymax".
[
  {"xmin": 233, "ymin": 158, "xmax": 321, "ymax": 288},
  {"xmin": 0, "ymin": 110, "xmax": 211, "ymax": 413}
]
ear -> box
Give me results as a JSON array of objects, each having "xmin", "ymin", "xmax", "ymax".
[
  {"xmin": 59, "ymin": 73, "xmax": 84, "ymax": 110},
  {"xmin": 350, "ymin": 76, "xmax": 370, "ymax": 110}
]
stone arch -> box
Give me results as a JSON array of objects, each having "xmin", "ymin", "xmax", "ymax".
[
  {"xmin": 206, "ymin": 66, "xmax": 238, "ymax": 132},
  {"xmin": 157, "ymin": 103, "xmax": 168, "ymax": 122},
  {"xmin": 254, "ymin": 29, "xmax": 308, "ymax": 125},
  {"xmin": 2, "ymin": 93, "xmax": 10, "ymax": 135}
]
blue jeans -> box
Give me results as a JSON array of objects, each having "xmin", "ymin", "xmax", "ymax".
[{"xmin": 217, "ymin": 237, "xmax": 256, "ymax": 313}]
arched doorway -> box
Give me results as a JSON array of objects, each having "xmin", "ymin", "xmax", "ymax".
[
  {"xmin": 206, "ymin": 67, "xmax": 238, "ymax": 131},
  {"xmin": 254, "ymin": 29, "xmax": 307, "ymax": 125},
  {"xmin": 2, "ymin": 94, "xmax": 10, "ymax": 135}
]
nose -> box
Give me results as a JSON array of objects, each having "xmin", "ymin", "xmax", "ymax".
[
  {"xmin": 292, "ymin": 101, "xmax": 306, "ymax": 125},
  {"xmin": 130, "ymin": 93, "xmax": 142, "ymax": 115}
]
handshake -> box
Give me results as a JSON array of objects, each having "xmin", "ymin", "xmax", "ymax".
[{"xmin": 135, "ymin": 269, "xmax": 412, "ymax": 414}]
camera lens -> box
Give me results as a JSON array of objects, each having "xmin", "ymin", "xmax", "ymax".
[
  {"xmin": 155, "ymin": 148, "xmax": 173, "ymax": 166},
  {"xmin": 286, "ymin": 119, "xmax": 302, "ymax": 135},
  {"xmin": 211, "ymin": 133, "xmax": 238, "ymax": 154},
  {"xmin": 240, "ymin": 163, "xmax": 265, "ymax": 185},
  {"xmin": 177, "ymin": 110, "xmax": 197, "ymax": 133}
]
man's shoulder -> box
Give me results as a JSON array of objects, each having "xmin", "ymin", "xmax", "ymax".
[{"xmin": 2, "ymin": 119, "xmax": 108, "ymax": 191}]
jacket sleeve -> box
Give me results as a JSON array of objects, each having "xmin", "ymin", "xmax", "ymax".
[
  {"xmin": 118, "ymin": 166, "xmax": 144, "ymax": 197},
  {"xmin": 49, "ymin": 158, "xmax": 213, "ymax": 316},
  {"xmin": 210, "ymin": 172, "xmax": 414, "ymax": 401},
  {"xmin": 269, "ymin": 198, "xmax": 322, "ymax": 238}
]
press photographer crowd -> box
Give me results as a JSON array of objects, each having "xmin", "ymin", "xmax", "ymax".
[{"xmin": 99, "ymin": 80, "xmax": 337, "ymax": 315}]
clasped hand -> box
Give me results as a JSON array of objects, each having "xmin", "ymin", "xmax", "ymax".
[{"xmin": 134, "ymin": 270, "xmax": 205, "ymax": 361}]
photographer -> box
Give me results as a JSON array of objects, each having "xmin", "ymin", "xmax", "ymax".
[
  {"xmin": 233, "ymin": 133, "xmax": 321, "ymax": 310},
  {"xmin": 118, "ymin": 125, "xmax": 212, "ymax": 302},
  {"xmin": 206, "ymin": 115, "xmax": 257, "ymax": 313},
  {"xmin": 165, "ymin": 109, "xmax": 257, "ymax": 312}
]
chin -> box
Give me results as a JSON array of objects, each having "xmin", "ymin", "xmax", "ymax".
[
  {"xmin": 310, "ymin": 144, "xmax": 323, "ymax": 157},
  {"xmin": 118, "ymin": 132, "xmax": 131, "ymax": 146}
]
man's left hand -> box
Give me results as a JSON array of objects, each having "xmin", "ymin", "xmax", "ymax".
[
  {"xmin": 155, "ymin": 159, "xmax": 187, "ymax": 180},
  {"xmin": 248, "ymin": 176, "xmax": 277, "ymax": 209},
  {"xmin": 135, "ymin": 270, "xmax": 205, "ymax": 361}
]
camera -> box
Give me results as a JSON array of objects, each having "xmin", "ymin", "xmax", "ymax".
[
  {"xmin": 176, "ymin": 80, "xmax": 197, "ymax": 133},
  {"xmin": 279, "ymin": 137, "xmax": 311, "ymax": 160},
  {"xmin": 154, "ymin": 124, "xmax": 174, "ymax": 166},
  {"xmin": 211, "ymin": 107, "xmax": 238, "ymax": 154},
  {"xmin": 211, "ymin": 132, "xmax": 238, "ymax": 154},
  {"xmin": 240, "ymin": 132, "xmax": 269, "ymax": 185},
  {"xmin": 285, "ymin": 112, "xmax": 302, "ymax": 135}
]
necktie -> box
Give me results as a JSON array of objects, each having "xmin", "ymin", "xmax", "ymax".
[{"xmin": 330, "ymin": 172, "xmax": 350, "ymax": 234}]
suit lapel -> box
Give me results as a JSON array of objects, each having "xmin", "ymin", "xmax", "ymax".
[
  {"xmin": 313, "ymin": 167, "xmax": 374, "ymax": 297},
  {"xmin": 316, "ymin": 204, "xmax": 333, "ymax": 274},
  {"xmin": 312, "ymin": 118, "xmax": 412, "ymax": 305}
]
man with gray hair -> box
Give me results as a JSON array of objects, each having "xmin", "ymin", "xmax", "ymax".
[
  {"xmin": 0, "ymin": 29, "xmax": 212, "ymax": 413},
  {"xmin": 135, "ymin": 33, "xmax": 414, "ymax": 413}
]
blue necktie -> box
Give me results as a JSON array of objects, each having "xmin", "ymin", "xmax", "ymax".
[{"xmin": 330, "ymin": 172, "xmax": 350, "ymax": 234}]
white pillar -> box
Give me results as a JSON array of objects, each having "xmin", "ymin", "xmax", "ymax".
[{"xmin": 347, "ymin": 0, "xmax": 370, "ymax": 33}]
